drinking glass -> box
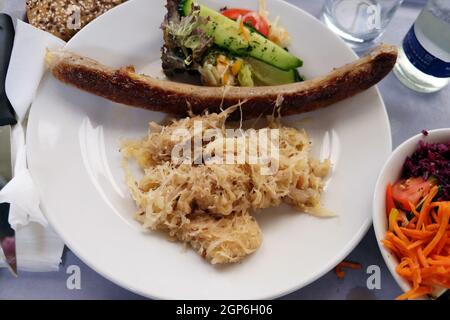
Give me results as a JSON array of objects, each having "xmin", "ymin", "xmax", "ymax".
[{"xmin": 321, "ymin": 0, "xmax": 404, "ymax": 52}]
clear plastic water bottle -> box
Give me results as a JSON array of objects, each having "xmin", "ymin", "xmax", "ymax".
[{"xmin": 394, "ymin": 0, "xmax": 450, "ymax": 93}]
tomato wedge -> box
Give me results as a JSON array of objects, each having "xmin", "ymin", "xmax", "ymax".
[
  {"xmin": 391, "ymin": 177, "xmax": 435, "ymax": 211},
  {"xmin": 220, "ymin": 8, "xmax": 252, "ymax": 20},
  {"xmin": 221, "ymin": 8, "xmax": 270, "ymax": 38},
  {"xmin": 386, "ymin": 183, "xmax": 396, "ymax": 216}
]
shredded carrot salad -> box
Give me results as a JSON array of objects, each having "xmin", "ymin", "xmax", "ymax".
[
  {"xmin": 334, "ymin": 261, "xmax": 362, "ymax": 279},
  {"xmin": 238, "ymin": 17, "xmax": 250, "ymax": 42},
  {"xmin": 383, "ymin": 185, "xmax": 450, "ymax": 300}
]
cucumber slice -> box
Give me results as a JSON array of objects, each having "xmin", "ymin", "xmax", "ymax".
[
  {"xmin": 179, "ymin": 0, "xmax": 193, "ymax": 15},
  {"xmin": 246, "ymin": 58, "xmax": 298, "ymax": 85},
  {"xmin": 180, "ymin": 0, "xmax": 302, "ymax": 71}
]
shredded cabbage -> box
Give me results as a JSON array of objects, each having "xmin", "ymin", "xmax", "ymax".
[
  {"xmin": 121, "ymin": 108, "xmax": 331, "ymax": 264},
  {"xmin": 258, "ymin": 0, "xmax": 292, "ymax": 48}
]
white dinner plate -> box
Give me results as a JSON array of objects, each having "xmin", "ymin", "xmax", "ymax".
[{"xmin": 27, "ymin": 0, "xmax": 392, "ymax": 299}]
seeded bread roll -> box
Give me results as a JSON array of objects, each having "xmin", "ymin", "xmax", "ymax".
[{"xmin": 26, "ymin": 0, "xmax": 125, "ymax": 41}]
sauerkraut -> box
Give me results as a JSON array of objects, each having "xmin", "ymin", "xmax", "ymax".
[{"xmin": 121, "ymin": 108, "xmax": 331, "ymax": 264}]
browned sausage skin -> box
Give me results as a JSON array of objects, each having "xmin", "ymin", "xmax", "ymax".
[{"xmin": 48, "ymin": 44, "xmax": 397, "ymax": 119}]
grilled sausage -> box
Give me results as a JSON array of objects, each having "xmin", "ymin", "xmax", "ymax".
[{"xmin": 47, "ymin": 44, "xmax": 397, "ymax": 119}]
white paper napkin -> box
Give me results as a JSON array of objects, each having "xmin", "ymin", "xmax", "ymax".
[{"xmin": 0, "ymin": 21, "xmax": 66, "ymax": 272}]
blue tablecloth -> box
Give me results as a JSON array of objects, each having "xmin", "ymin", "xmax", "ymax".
[{"xmin": 1, "ymin": 0, "xmax": 448, "ymax": 300}]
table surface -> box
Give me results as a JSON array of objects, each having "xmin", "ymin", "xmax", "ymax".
[{"xmin": 1, "ymin": 0, "xmax": 449, "ymax": 300}]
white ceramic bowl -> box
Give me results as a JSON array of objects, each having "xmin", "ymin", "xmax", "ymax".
[{"xmin": 373, "ymin": 128, "xmax": 450, "ymax": 296}]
